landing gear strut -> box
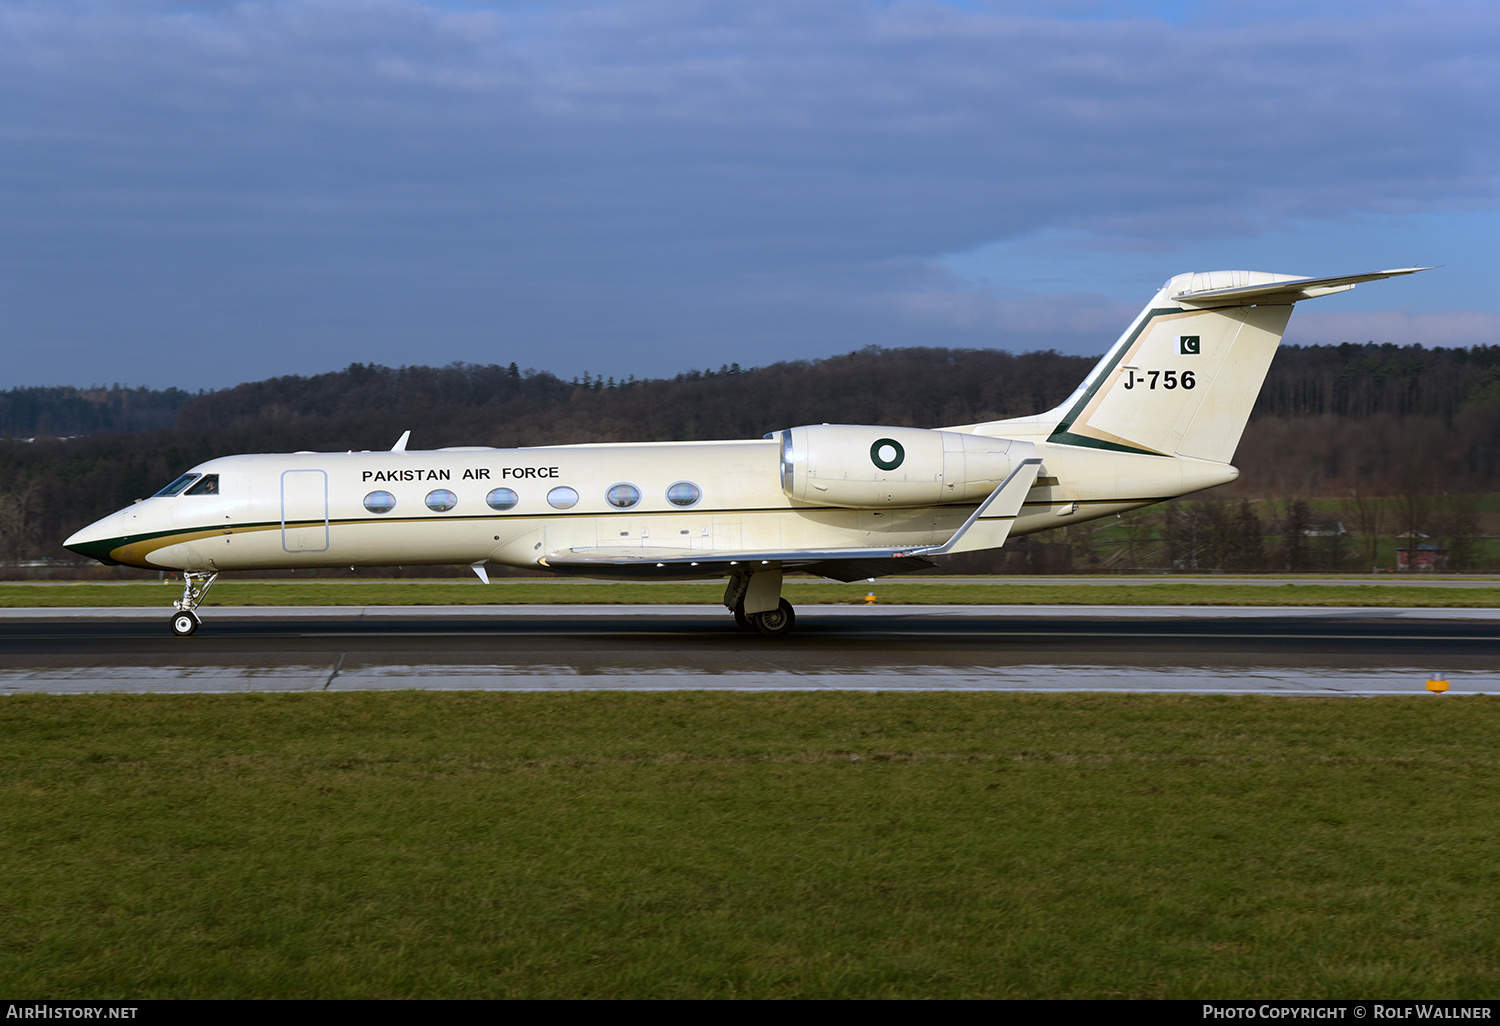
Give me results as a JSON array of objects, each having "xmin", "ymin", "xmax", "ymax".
[
  {"xmin": 724, "ymin": 569, "xmax": 796, "ymax": 637},
  {"xmin": 169, "ymin": 571, "xmax": 218, "ymax": 637}
]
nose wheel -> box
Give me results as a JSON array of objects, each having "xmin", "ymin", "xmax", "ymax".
[{"xmin": 168, "ymin": 570, "xmax": 218, "ymax": 637}]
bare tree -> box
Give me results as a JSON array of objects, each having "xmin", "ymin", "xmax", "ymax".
[
  {"xmin": 1342, "ymin": 487, "xmax": 1387, "ymax": 572},
  {"xmin": 1282, "ymin": 499, "xmax": 1312, "ymax": 571},
  {"xmin": 1228, "ymin": 501, "xmax": 1266, "ymax": 571},
  {"xmin": 1394, "ymin": 486, "xmax": 1435, "ymax": 572},
  {"xmin": 1438, "ymin": 493, "xmax": 1483, "ymax": 573},
  {"xmin": 0, "ymin": 481, "xmax": 39, "ymax": 563},
  {"xmin": 1112, "ymin": 509, "xmax": 1163, "ymax": 570},
  {"xmin": 1062, "ymin": 518, "xmax": 1104, "ymax": 571}
]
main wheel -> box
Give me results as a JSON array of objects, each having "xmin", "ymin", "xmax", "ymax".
[
  {"xmin": 170, "ymin": 610, "xmax": 200, "ymax": 637},
  {"xmin": 733, "ymin": 605, "xmax": 753, "ymax": 631},
  {"xmin": 752, "ymin": 599, "xmax": 796, "ymax": 637}
]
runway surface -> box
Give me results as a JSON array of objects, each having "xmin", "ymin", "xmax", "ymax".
[{"xmin": 3, "ymin": 604, "xmax": 1496, "ymax": 695}]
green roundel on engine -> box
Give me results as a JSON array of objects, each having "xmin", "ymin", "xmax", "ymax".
[{"xmin": 870, "ymin": 438, "xmax": 905, "ymax": 471}]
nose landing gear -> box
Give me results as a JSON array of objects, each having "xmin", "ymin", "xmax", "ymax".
[{"xmin": 169, "ymin": 571, "xmax": 218, "ymax": 637}]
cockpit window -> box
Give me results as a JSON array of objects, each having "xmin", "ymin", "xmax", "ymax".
[
  {"xmin": 154, "ymin": 473, "xmax": 201, "ymax": 497},
  {"xmin": 184, "ymin": 475, "xmax": 220, "ymax": 496}
]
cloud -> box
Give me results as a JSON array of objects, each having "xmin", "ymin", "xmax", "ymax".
[{"xmin": 0, "ymin": 1, "xmax": 1496, "ymax": 387}]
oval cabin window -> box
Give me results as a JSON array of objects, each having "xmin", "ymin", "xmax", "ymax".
[
  {"xmin": 666, "ymin": 481, "xmax": 702, "ymax": 508},
  {"xmin": 606, "ymin": 483, "xmax": 641, "ymax": 509},
  {"xmin": 364, "ymin": 490, "xmax": 397, "ymax": 514},
  {"xmin": 425, "ymin": 489, "xmax": 458, "ymax": 512},
  {"xmin": 547, "ymin": 486, "xmax": 579, "ymax": 510},
  {"xmin": 486, "ymin": 487, "xmax": 519, "ymax": 511}
]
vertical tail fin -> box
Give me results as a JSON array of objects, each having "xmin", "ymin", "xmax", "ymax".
[
  {"xmin": 1046, "ymin": 280, "xmax": 1291, "ymax": 462},
  {"xmin": 1025, "ymin": 268, "xmax": 1429, "ymax": 464}
]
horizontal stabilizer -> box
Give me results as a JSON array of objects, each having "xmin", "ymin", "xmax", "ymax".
[{"xmin": 1172, "ymin": 267, "xmax": 1433, "ymax": 307}]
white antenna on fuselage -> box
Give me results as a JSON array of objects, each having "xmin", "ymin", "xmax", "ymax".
[{"xmin": 391, "ymin": 430, "xmax": 411, "ymax": 453}]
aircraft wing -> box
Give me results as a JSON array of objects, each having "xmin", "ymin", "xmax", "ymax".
[
  {"xmin": 539, "ymin": 547, "xmax": 941, "ymax": 581},
  {"xmin": 538, "ymin": 457, "xmax": 1044, "ymax": 581},
  {"xmin": 1172, "ymin": 267, "xmax": 1433, "ymax": 307}
]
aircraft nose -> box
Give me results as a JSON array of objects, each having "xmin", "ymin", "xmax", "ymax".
[{"xmin": 64, "ymin": 512, "xmax": 126, "ymax": 564}]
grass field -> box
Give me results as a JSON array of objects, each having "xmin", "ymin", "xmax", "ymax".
[
  {"xmin": 4, "ymin": 578, "xmax": 1500, "ymax": 607},
  {"xmin": 3, "ymin": 691, "xmax": 1497, "ymax": 998}
]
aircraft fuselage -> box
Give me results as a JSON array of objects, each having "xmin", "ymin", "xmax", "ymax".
[{"xmin": 67, "ymin": 437, "xmax": 1225, "ymax": 576}]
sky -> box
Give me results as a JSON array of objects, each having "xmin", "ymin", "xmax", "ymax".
[{"xmin": 1, "ymin": 0, "xmax": 1496, "ymax": 390}]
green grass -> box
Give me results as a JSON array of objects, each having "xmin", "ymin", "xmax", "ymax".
[
  {"xmin": 4, "ymin": 579, "xmax": 1500, "ymax": 606},
  {"xmin": 2, "ymin": 691, "xmax": 1498, "ymax": 998}
]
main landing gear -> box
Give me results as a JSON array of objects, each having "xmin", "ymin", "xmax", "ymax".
[
  {"xmin": 748, "ymin": 598, "xmax": 796, "ymax": 637},
  {"xmin": 169, "ymin": 571, "xmax": 218, "ymax": 637},
  {"xmin": 724, "ymin": 569, "xmax": 796, "ymax": 637}
]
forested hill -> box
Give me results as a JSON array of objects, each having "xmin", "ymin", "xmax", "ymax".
[
  {"xmin": 5, "ymin": 342, "xmax": 1500, "ymax": 563},
  {"xmin": 1252, "ymin": 343, "xmax": 1500, "ymax": 419},
  {"xmin": 6, "ymin": 342, "xmax": 1500, "ymax": 443},
  {"xmin": 3, "ymin": 349, "xmax": 1088, "ymax": 448},
  {"xmin": 0, "ymin": 385, "xmax": 193, "ymax": 438}
]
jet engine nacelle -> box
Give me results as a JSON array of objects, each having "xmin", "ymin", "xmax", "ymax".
[{"xmin": 777, "ymin": 424, "xmax": 1017, "ymax": 508}]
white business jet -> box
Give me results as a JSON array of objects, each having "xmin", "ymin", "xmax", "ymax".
[{"xmin": 65, "ymin": 268, "xmax": 1428, "ymax": 637}]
